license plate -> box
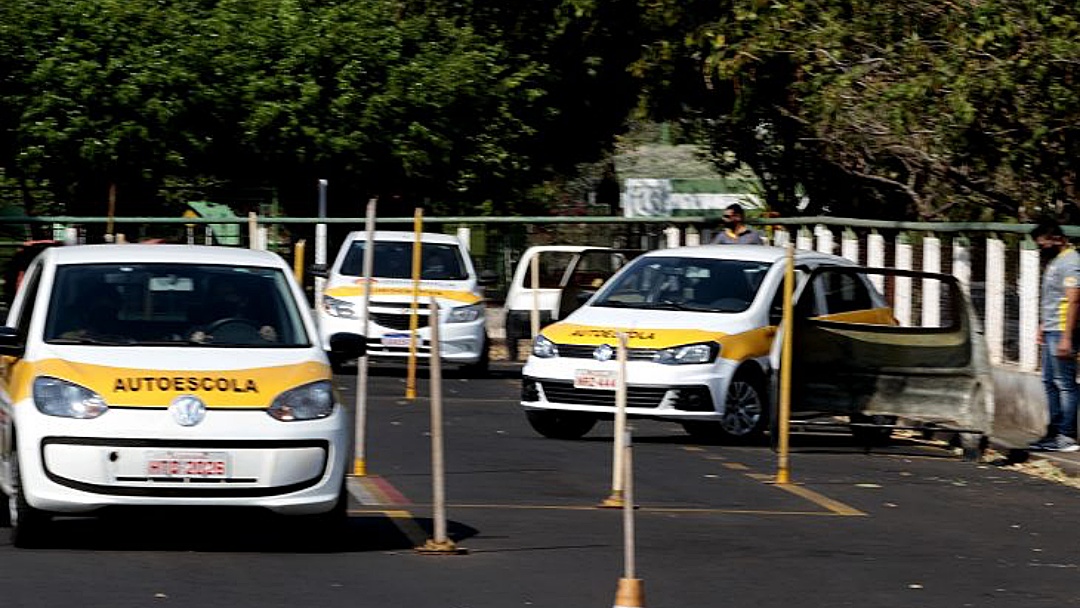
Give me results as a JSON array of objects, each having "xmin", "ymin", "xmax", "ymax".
[
  {"xmin": 147, "ymin": 452, "xmax": 228, "ymax": 478},
  {"xmin": 574, "ymin": 369, "xmax": 617, "ymax": 390},
  {"xmin": 381, "ymin": 333, "xmax": 413, "ymax": 347}
]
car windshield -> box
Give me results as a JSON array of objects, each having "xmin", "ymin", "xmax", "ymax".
[
  {"xmin": 339, "ymin": 241, "xmax": 468, "ymax": 281},
  {"xmin": 43, "ymin": 264, "xmax": 310, "ymax": 347},
  {"xmin": 591, "ymin": 256, "xmax": 770, "ymax": 313}
]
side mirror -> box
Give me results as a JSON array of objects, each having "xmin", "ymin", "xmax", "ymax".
[
  {"xmin": 478, "ymin": 270, "xmax": 498, "ymax": 286},
  {"xmin": 329, "ymin": 332, "xmax": 367, "ymax": 359},
  {"xmin": 309, "ymin": 264, "xmax": 328, "ymax": 279},
  {"xmin": 0, "ymin": 326, "xmax": 24, "ymax": 357}
]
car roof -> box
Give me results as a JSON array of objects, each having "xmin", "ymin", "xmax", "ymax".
[
  {"xmin": 639, "ymin": 244, "xmax": 853, "ymax": 265},
  {"xmin": 343, "ymin": 231, "xmax": 460, "ymax": 245},
  {"xmin": 41, "ymin": 244, "xmax": 287, "ymax": 268}
]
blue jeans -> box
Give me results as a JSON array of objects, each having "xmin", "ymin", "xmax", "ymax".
[{"xmin": 1042, "ymin": 331, "xmax": 1079, "ymax": 438}]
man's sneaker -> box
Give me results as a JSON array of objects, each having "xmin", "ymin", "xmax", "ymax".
[
  {"xmin": 1029, "ymin": 436, "xmax": 1056, "ymax": 451},
  {"xmin": 1042, "ymin": 435, "xmax": 1080, "ymax": 453}
]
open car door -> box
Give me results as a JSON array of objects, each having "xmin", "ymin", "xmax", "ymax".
[{"xmin": 770, "ymin": 266, "xmax": 993, "ymax": 459}]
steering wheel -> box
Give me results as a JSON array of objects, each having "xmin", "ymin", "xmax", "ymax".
[{"xmin": 206, "ymin": 317, "xmax": 261, "ymax": 334}]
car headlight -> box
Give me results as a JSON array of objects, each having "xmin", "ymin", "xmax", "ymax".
[
  {"xmin": 447, "ymin": 302, "xmax": 484, "ymax": 323},
  {"xmin": 653, "ymin": 342, "xmax": 719, "ymax": 365},
  {"xmin": 33, "ymin": 376, "xmax": 109, "ymax": 419},
  {"xmin": 322, "ymin": 295, "xmax": 356, "ymax": 319},
  {"xmin": 532, "ymin": 334, "xmax": 559, "ymax": 358},
  {"xmin": 268, "ymin": 380, "xmax": 335, "ymax": 421}
]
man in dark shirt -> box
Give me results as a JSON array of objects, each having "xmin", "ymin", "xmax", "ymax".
[{"xmin": 710, "ymin": 203, "xmax": 763, "ymax": 245}]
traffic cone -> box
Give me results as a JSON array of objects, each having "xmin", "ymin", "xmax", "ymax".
[{"xmin": 613, "ymin": 577, "xmax": 644, "ymax": 608}]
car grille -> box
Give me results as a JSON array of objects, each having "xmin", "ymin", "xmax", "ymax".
[
  {"xmin": 534, "ymin": 379, "xmax": 668, "ymax": 408},
  {"xmin": 371, "ymin": 312, "xmax": 430, "ymax": 330},
  {"xmin": 555, "ymin": 343, "xmax": 659, "ymax": 361}
]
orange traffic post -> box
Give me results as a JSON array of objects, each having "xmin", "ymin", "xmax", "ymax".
[
  {"xmin": 405, "ymin": 208, "xmax": 423, "ymax": 400},
  {"xmin": 776, "ymin": 243, "xmax": 795, "ymax": 485}
]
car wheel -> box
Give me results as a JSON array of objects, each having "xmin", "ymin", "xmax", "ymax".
[
  {"xmin": 849, "ymin": 414, "xmax": 896, "ymax": 447},
  {"xmin": 461, "ymin": 339, "xmax": 491, "ymax": 377},
  {"xmin": 505, "ymin": 330, "xmax": 520, "ymax": 362},
  {"xmin": 683, "ymin": 372, "xmax": 768, "ymax": 443},
  {"xmin": 296, "ymin": 482, "xmax": 349, "ymax": 549},
  {"xmin": 9, "ymin": 448, "xmax": 49, "ymax": 548},
  {"xmin": 328, "ymin": 353, "xmax": 354, "ymax": 375},
  {"xmin": 525, "ymin": 410, "xmax": 597, "ymax": 440}
]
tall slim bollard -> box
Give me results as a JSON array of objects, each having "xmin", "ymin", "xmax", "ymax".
[
  {"xmin": 353, "ymin": 199, "xmax": 377, "ymax": 477},
  {"xmin": 406, "ymin": 208, "xmax": 423, "ymax": 400},
  {"xmin": 416, "ymin": 298, "xmax": 466, "ymax": 555},
  {"xmin": 530, "ymin": 253, "xmax": 541, "ymax": 344},
  {"xmin": 600, "ymin": 332, "xmax": 629, "ymax": 508},
  {"xmin": 776, "ymin": 244, "xmax": 795, "ymax": 485}
]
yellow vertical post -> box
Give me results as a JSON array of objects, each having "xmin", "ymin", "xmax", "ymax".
[
  {"xmin": 293, "ymin": 239, "xmax": 306, "ymax": 284},
  {"xmin": 405, "ymin": 208, "xmax": 423, "ymax": 400},
  {"xmin": 776, "ymin": 244, "xmax": 795, "ymax": 485}
]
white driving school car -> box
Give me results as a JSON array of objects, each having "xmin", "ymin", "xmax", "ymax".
[
  {"xmin": 316, "ymin": 230, "xmax": 489, "ymax": 373},
  {"xmin": 521, "ymin": 245, "xmax": 873, "ymax": 441},
  {"xmin": 521, "ymin": 244, "xmax": 992, "ymax": 453},
  {"xmin": 0, "ymin": 245, "xmax": 365, "ymax": 547}
]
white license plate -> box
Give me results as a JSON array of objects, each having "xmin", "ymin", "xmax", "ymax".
[
  {"xmin": 574, "ymin": 369, "xmax": 617, "ymax": 390},
  {"xmin": 146, "ymin": 452, "xmax": 228, "ymax": 478},
  {"xmin": 381, "ymin": 333, "xmax": 413, "ymax": 347}
]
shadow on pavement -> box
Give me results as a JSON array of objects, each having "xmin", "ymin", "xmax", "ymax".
[{"xmin": 2, "ymin": 509, "xmax": 478, "ymax": 553}]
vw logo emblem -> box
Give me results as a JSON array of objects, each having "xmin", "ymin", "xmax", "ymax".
[
  {"xmin": 170, "ymin": 395, "xmax": 207, "ymax": 427},
  {"xmin": 593, "ymin": 343, "xmax": 614, "ymax": 362}
]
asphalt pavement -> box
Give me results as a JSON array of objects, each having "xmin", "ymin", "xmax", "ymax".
[{"xmin": 2, "ymin": 360, "xmax": 1079, "ymax": 608}]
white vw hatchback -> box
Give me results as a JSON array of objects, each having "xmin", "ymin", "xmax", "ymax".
[{"xmin": 0, "ymin": 245, "xmax": 364, "ymax": 547}]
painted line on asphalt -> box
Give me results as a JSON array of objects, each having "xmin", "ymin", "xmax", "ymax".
[
  {"xmin": 347, "ymin": 475, "xmax": 412, "ymax": 506},
  {"xmin": 377, "ymin": 503, "xmax": 846, "ymax": 516},
  {"xmin": 747, "ymin": 472, "xmax": 866, "ymax": 516}
]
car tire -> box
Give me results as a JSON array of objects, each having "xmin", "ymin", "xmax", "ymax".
[
  {"xmin": 297, "ymin": 482, "xmax": 349, "ymax": 549},
  {"xmin": 849, "ymin": 414, "xmax": 896, "ymax": 447},
  {"xmin": 328, "ymin": 353, "xmax": 354, "ymax": 375},
  {"xmin": 461, "ymin": 339, "xmax": 491, "ymax": 378},
  {"xmin": 505, "ymin": 330, "xmax": 520, "ymax": 362},
  {"xmin": 9, "ymin": 448, "xmax": 50, "ymax": 548},
  {"xmin": 525, "ymin": 410, "xmax": 597, "ymax": 440},
  {"xmin": 683, "ymin": 371, "xmax": 768, "ymax": 443}
]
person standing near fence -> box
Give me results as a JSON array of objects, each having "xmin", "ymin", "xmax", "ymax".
[
  {"xmin": 1031, "ymin": 219, "xmax": 1080, "ymax": 452},
  {"xmin": 710, "ymin": 203, "xmax": 763, "ymax": 245}
]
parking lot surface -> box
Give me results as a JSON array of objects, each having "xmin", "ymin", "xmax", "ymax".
[{"xmin": 1, "ymin": 362, "xmax": 1078, "ymax": 608}]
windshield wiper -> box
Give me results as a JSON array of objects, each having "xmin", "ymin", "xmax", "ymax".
[{"xmin": 48, "ymin": 335, "xmax": 138, "ymax": 346}]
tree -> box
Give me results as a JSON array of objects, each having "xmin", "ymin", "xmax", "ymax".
[{"xmin": 636, "ymin": 0, "xmax": 1080, "ymax": 221}]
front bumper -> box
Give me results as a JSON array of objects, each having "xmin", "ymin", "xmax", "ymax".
[
  {"xmin": 317, "ymin": 309, "xmax": 486, "ymax": 364},
  {"xmin": 520, "ymin": 356, "xmax": 736, "ymax": 421},
  {"xmin": 14, "ymin": 404, "xmax": 349, "ymax": 515}
]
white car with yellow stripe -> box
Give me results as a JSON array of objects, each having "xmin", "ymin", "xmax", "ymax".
[
  {"xmin": 521, "ymin": 245, "xmax": 880, "ymax": 442},
  {"xmin": 317, "ymin": 231, "xmax": 489, "ymax": 372},
  {"xmin": 0, "ymin": 245, "xmax": 365, "ymax": 547}
]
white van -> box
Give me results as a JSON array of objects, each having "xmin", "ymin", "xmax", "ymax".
[
  {"xmin": 0, "ymin": 245, "xmax": 364, "ymax": 547},
  {"xmin": 316, "ymin": 231, "xmax": 489, "ymax": 373},
  {"xmin": 502, "ymin": 246, "xmax": 639, "ymax": 360}
]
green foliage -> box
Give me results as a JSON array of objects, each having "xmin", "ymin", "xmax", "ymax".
[
  {"xmin": 0, "ymin": 0, "xmax": 642, "ymax": 216},
  {"xmin": 636, "ymin": 0, "xmax": 1080, "ymax": 221}
]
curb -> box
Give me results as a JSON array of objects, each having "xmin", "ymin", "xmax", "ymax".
[{"xmin": 989, "ymin": 440, "xmax": 1080, "ymax": 478}]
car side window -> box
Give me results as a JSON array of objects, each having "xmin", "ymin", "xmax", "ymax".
[
  {"xmin": 768, "ymin": 266, "xmax": 811, "ymax": 324},
  {"xmin": 818, "ymin": 272, "xmax": 874, "ymax": 315},
  {"xmin": 13, "ymin": 263, "xmax": 42, "ymax": 340}
]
